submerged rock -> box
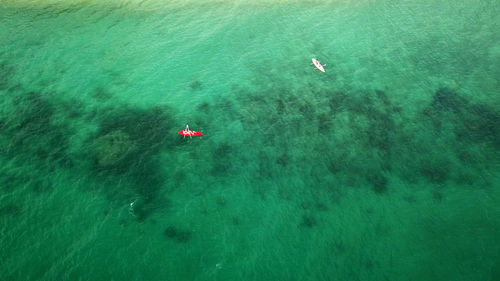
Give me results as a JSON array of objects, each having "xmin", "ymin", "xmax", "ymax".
[
  {"xmin": 189, "ymin": 80, "xmax": 202, "ymax": 90},
  {"xmin": 93, "ymin": 130, "xmax": 135, "ymax": 167},
  {"xmin": 277, "ymin": 153, "xmax": 288, "ymax": 166}
]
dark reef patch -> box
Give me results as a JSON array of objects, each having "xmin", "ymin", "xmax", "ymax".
[
  {"xmin": 0, "ymin": 62, "xmax": 16, "ymax": 90},
  {"xmin": 96, "ymin": 106, "xmax": 173, "ymax": 155},
  {"xmin": 61, "ymin": 99, "xmax": 84, "ymax": 119},
  {"xmin": 328, "ymin": 92, "xmax": 348, "ymax": 112},
  {"xmin": 419, "ymin": 160, "xmax": 449, "ymax": 184},
  {"xmin": 0, "ymin": 91, "xmax": 73, "ymax": 172},
  {"xmin": 216, "ymin": 196, "xmax": 227, "ymax": 207},
  {"xmin": 130, "ymin": 196, "xmax": 166, "ymax": 222},
  {"xmin": 375, "ymin": 89, "xmax": 390, "ymax": 106},
  {"xmin": 365, "ymin": 118, "xmax": 392, "ymax": 154},
  {"xmin": 333, "ymin": 241, "xmax": 347, "ymax": 254},
  {"xmin": 234, "ymin": 85, "xmax": 404, "ymax": 195},
  {"xmin": 425, "ymin": 87, "xmax": 499, "ymax": 147},
  {"xmin": 89, "ymin": 106, "xmax": 173, "ymax": 175},
  {"xmin": 366, "ymin": 173, "xmax": 388, "ymax": 194},
  {"xmin": 231, "ymin": 217, "xmax": 240, "ymax": 225},
  {"xmin": 87, "ymin": 105, "xmax": 175, "ymax": 219},
  {"xmin": 432, "ymin": 191, "xmax": 443, "ymax": 202},
  {"xmin": 328, "ymin": 90, "xmax": 397, "ymax": 191},
  {"xmin": 298, "ymin": 101, "xmax": 315, "ymax": 120},
  {"xmin": 403, "ymin": 195, "xmax": 417, "ymax": 203},
  {"xmin": 257, "ymin": 153, "xmax": 274, "ymax": 179},
  {"xmin": 0, "ymin": 203, "xmax": 21, "ymax": 216},
  {"xmin": 299, "ymin": 214, "xmax": 317, "ymax": 228},
  {"xmin": 276, "ymin": 153, "xmax": 288, "ymax": 166},
  {"xmin": 328, "ymin": 157, "xmax": 344, "ymax": 174},
  {"xmin": 315, "ymin": 202, "xmax": 328, "ymax": 212},
  {"xmin": 276, "ymin": 99, "xmax": 285, "ymax": 115},
  {"xmin": 361, "ymin": 90, "xmax": 398, "ymax": 162},
  {"xmin": 455, "ymin": 104, "xmax": 500, "ymax": 146},
  {"xmin": 92, "ymin": 87, "xmax": 113, "ymax": 101},
  {"xmin": 197, "ymin": 102, "xmax": 211, "ymax": 113},
  {"xmin": 230, "ymin": 72, "xmax": 498, "ymax": 201},
  {"xmin": 163, "ymin": 226, "xmax": 192, "ymax": 243},
  {"xmin": 430, "ymin": 88, "xmax": 468, "ymax": 113},
  {"xmin": 318, "ymin": 113, "xmax": 332, "ymax": 132},
  {"xmin": 211, "ymin": 143, "xmax": 233, "ymax": 176},
  {"xmin": 418, "ymin": 87, "xmax": 499, "ymax": 185},
  {"xmin": 300, "ymin": 201, "xmax": 313, "ymax": 210},
  {"xmin": 30, "ymin": 179, "xmax": 53, "ymax": 193},
  {"xmin": 0, "ymin": 171, "xmax": 30, "ymax": 191}
]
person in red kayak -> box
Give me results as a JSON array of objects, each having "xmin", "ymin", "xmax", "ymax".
[
  {"xmin": 183, "ymin": 125, "xmax": 194, "ymax": 137},
  {"xmin": 178, "ymin": 124, "xmax": 203, "ymax": 138}
]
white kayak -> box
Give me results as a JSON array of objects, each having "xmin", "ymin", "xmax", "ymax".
[{"xmin": 312, "ymin": 58, "xmax": 325, "ymax": 72}]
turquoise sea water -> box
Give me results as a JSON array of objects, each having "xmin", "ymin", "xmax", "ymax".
[{"xmin": 1, "ymin": 0, "xmax": 499, "ymax": 280}]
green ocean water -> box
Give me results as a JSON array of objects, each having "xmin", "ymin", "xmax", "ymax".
[{"xmin": 0, "ymin": 0, "xmax": 499, "ymax": 280}]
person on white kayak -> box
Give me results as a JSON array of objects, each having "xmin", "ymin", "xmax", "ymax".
[
  {"xmin": 311, "ymin": 58, "xmax": 326, "ymax": 72},
  {"xmin": 311, "ymin": 59, "xmax": 326, "ymax": 67}
]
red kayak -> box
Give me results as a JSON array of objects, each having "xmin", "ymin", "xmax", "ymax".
[
  {"xmin": 178, "ymin": 125, "xmax": 203, "ymax": 137},
  {"xmin": 178, "ymin": 130, "xmax": 203, "ymax": 137}
]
